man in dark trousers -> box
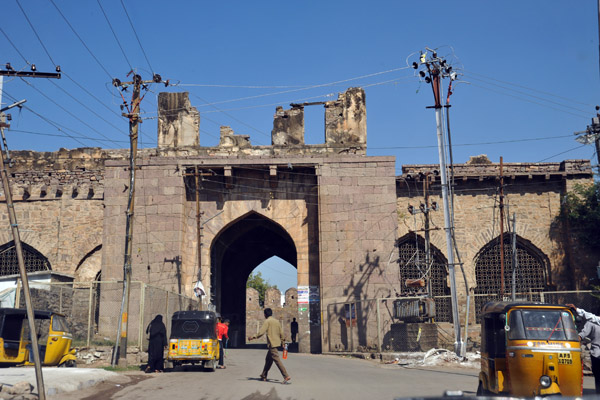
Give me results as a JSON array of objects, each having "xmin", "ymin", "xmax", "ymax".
[
  {"xmin": 568, "ymin": 304, "xmax": 600, "ymax": 393},
  {"xmin": 248, "ymin": 308, "xmax": 291, "ymax": 384},
  {"xmin": 290, "ymin": 318, "xmax": 298, "ymax": 343},
  {"xmin": 217, "ymin": 318, "xmax": 230, "ymax": 369}
]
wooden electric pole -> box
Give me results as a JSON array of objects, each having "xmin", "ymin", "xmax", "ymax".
[
  {"xmin": 0, "ymin": 64, "xmax": 61, "ymax": 400},
  {"xmin": 112, "ymin": 72, "xmax": 167, "ymax": 366}
]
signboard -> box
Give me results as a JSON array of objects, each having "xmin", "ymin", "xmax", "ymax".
[{"xmin": 298, "ymin": 286, "xmax": 309, "ymax": 304}]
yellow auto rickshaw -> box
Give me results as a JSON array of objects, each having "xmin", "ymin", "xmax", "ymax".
[
  {"xmin": 0, "ymin": 308, "xmax": 77, "ymax": 367},
  {"xmin": 477, "ymin": 302, "xmax": 582, "ymax": 397},
  {"xmin": 167, "ymin": 310, "xmax": 219, "ymax": 371}
]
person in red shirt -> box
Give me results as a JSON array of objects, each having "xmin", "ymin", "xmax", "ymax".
[{"xmin": 217, "ymin": 318, "xmax": 230, "ymax": 369}]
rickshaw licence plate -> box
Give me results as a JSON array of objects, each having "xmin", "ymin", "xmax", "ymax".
[{"xmin": 558, "ymin": 352, "xmax": 572, "ymax": 364}]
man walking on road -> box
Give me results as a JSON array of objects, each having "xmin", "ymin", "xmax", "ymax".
[{"xmin": 248, "ymin": 308, "xmax": 291, "ymax": 384}]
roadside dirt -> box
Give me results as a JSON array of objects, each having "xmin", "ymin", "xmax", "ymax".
[{"xmin": 49, "ymin": 372, "xmax": 152, "ymax": 400}]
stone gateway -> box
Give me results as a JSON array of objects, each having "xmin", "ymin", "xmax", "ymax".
[{"xmin": 0, "ymin": 88, "xmax": 594, "ymax": 353}]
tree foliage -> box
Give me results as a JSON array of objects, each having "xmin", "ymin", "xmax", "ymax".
[
  {"xmin": 246, "ymin": 271, "xmax": 278, "ymax": 306},
  {"xmin": 561, "ymin": 182, "xmax": 600, "ymax": 250}
]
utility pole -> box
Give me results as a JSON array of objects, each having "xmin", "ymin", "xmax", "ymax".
[
  {"xmin": 112, "ymin": 72, "xmax": 167, "ymax": 367},
  {"xmin": 511, "ymin": 213, "xmax": 518, "ymax": 302},
  {"xmin": 499, "ymin": 157, "xmax": 505, "ymax": 298},
  {"xmin": 182, "ymin": 167, "xmax": 222, "ymax": 309},
  {"xmin": 412, "ymin": 48, "xmax": 463, "ymax": 356},
  {"xmin": 423, "ymin": 176, "xmax": 432, "ymax": 297},
  {"xmin": 574, "ymin": 111, "xmax": 600, "ymax": 175},
  {"xmin": 0, "ymin": 102, "xmax": 48, "ymax": 400},
  {"xmin": 0, "ymin": 63, "xmax": 61, "ymax": 400},
  {"xmin": 406, "ymin": 175, "xmax": 438, "ymax": 297}
]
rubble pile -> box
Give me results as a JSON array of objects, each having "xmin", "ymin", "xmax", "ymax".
[{"xmin": 0, "ymin": 381, "xmax": 38, "ymax": 400}]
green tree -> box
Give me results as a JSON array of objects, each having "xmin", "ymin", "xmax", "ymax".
[
  {"xmin": 561, "ymin": 182, "xmax": 600, "ymax": 250},
  {"xmin": 246, "ymin": 271, "xmax": 278, "ymax": 306}
]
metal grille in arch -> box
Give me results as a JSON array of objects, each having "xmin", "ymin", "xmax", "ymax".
[
  {"xmin": 397, "ymin": 236, "xmax": 452, "ymax": 322},
  {"xmin": 474, "ymin": 236, "xmax": 548, "ymax": 321},
  {"xmin": 0, "ymin": 242, "xmax": 51, "ymax": 276}
]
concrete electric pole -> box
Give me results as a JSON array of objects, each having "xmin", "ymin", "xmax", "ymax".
[
  {"xmin": 574, "ymin": 112, "xmax": 600, "ymax": 176},
  {"xmin": 412, "ymin": 48, "xmax": 464, "ymax": 357},
  {"xmin": 111, "ymin": 72, "xmax": 168, "ymax": 367}
]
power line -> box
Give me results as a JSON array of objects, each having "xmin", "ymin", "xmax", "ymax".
[
  {"xmin": 19, "ymin": 78, "xmax": 122, "ymax": 145},
  {"xmin": 0, "ymin": 26, "xmax": 31, "ymax": 65},
  {"xmin": 8, "ymin": 129, "xmax": 129, "ymax": 143},
  {"xmin": 48, "ymin": 80, "xmax": 128, "ymax": 138},
  {"xmin": 536, "ymin": 144, "xmax": 589, "ymax": 162},
  {"xmin": 50, "ymin": 0, "xmax": 113, "ymax": 79},
  {"xmin": 3, "ymin": 90, "xmax": 104, "ymax": 147},
  {"xmin": 15, "ymin": 0, "xmax": 57, "ymax": 67},
  {"xmin": 193, "ymin": 66, "xmax": 411, "ymax": 107},
  {"xmin": 96, "ymin": 0, "xmax": 133, "ymax": 71},
  {"xmin": 463, "ymin": 69, "xmax": 595, "ymax": 108},
  {"xmin": 468, "ymin": 82, "xmax": 589, "ymax": 119},
  {"xmin": 370, "ymin": 134, "xmax": 575, "ymax": 150},
  {"xmin": 463, "ymin": 74, "xmax": 591, "ymax": 115},
  {"xmin": 119, "ymin": 0, "xmax": 153, "ymax": 73},
  {"xmin": 188, "ymin": 93, "xmax": 271, "ymax": 143}
]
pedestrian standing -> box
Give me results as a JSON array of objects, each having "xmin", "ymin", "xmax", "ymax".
[
  {"xmin": 579, "ymin": 319, "xmax": 600, "ymax": 393},
  {"xmin": 217, "ymin": 318, "xmax": 230, "ymax": 369},
  {"xmin": 569, "ymin": 304, "xmax": 600, "ymax": 394},
  {"xmin": 145, "ymin": 314, "xmax": 167, "ymax": 373},
  {"xmin": 290, "ymin": 318, "xmax": 298, "ymax": 344},
  {"xmin": 248, "ymin": 308, "xmax": 291, "ymax": 384}
]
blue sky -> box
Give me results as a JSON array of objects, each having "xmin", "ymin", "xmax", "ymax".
[{"xmin": 1, "ymin": 1, "xmax": 599, "ymax": 290}]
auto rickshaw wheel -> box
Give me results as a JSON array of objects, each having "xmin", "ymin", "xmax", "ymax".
[
  {"xmin": 476, "ymin": 381, "xmax": 488, "ymax": 396},
  {"xmin": 203, "ymin": 359, "xmax": 216, "ymax": 372},
  {"xmin": 58, "ymin": 360, "xmax": 77, "ymax": 368}
]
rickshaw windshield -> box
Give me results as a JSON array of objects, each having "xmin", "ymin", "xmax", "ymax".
[
  {"xmin": 508, "ymin": 309, "xmax": 579, "ymax": 341},
  {"xmin": 51, "ymin": 315, "xmax": 70, "ymax": 333},
  {"xmin": 170, "ymin": 319, "xmax": 216, "ymax": 340}
]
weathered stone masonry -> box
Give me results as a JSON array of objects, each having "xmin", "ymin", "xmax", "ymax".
[{"xmin": 0, "ymin": 87, "xmax": 595, "ymax": 354}]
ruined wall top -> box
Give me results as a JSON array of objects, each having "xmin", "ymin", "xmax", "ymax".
[
  {"xmin": 400, "ymin": 156, "xmax": 593, "ymax": 181},
  {"xmin": 156, "ymin": 88, "xmax": 367, "ymax": 156}
]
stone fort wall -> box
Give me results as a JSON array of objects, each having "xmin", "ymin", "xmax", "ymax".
[{"xmin": 0, "ymin": 88, "xmax": 595, "ymax": 353}]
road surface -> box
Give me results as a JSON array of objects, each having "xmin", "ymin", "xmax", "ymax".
[{"xmin": 53, "ymin": 348, "xmax": 596, "ymax": 400}]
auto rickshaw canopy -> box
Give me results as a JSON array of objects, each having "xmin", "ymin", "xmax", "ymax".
[{"xmin": 170, "ymin": 310, "xmax": 218, "ymax": 340}]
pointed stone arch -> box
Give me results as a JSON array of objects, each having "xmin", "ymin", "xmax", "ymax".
[
  {"xmin": 474, "ymin": 233, "xmax": 550, "ymax": 320},
  {"xmin": 396, "ymin": 233, "xmax": 452, "ymax": 322},
  {"xmin": 210, "ymin": 211, "xmax": 298, "ymax": 341},
  {"xmin": 74, "ymin": 245, "xmax": 102, "ymax": 282},
  {"xmin": 0, "ymin": 241, "xmax": 51, "ymax": 276}
]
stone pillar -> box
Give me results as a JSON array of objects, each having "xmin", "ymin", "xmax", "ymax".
[
  {"xmin": 157, "ymin": 92, "xmax": 200, "ymax": 148},
  {"xmin": 272, "ymin": 106, "xmax": 305, "ymax": 145},
  {"xmin": 325, "ymin": 87, "xmax": 366, "ymax": 146}
]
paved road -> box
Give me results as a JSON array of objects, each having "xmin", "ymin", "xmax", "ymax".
[{"xmin": 53, "ymin": 348, "xmax": 596, "ymax": 400}]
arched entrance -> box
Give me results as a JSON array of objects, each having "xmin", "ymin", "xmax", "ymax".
[
  {"xmin": 474, "ymin": 234, "xmax": 550, "ymax": 321},
  {"xmin": 210, "ymin": 212, "xmax": 297, "ymax": 346},
  {"xmin": 397, "ymin": 234, "xmax": 451, "ymax": 322}
]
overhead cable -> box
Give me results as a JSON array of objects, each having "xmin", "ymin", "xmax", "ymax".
[
  {"xmin": 16, "ymin": 0, "xmax": 57, "ymax": 67},
  {"xmin": 120, "ymin": 0, "xmax": 154, "ymax": 73},
  {"xmin": 96, "ymin": 0, "xmax": 133, "ymax": 71},
  {"xmin": 50, "ymin": 0, "xmax": 113, "ymax": 79}
]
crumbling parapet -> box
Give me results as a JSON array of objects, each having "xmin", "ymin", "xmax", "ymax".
[
  {"xmin": 271, "ymin": 106, "xmax": 305, "ymax": 146},
  {"xmin": 325, "ymin": 87, "xmax": 366, "ymax": 146},
  {"xmin": 219, "ymin": 126, "xmax": 251, "ymax": 148},
  {"xmin": 157, "ymin": 92, "xmax": 200, "ymax": 148}
]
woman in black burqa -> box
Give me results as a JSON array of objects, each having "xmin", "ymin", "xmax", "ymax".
[{"xmin": 146, "ymin": 315, "xmax": 167, "ymax": 373}]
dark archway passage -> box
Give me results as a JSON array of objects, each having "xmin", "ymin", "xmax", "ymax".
[{"xmin": 210, "ymin": 212, "xmax": 297, "ymax": 345}]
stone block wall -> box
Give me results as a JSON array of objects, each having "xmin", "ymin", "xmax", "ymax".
[
  {"xmin": 318, "ymin": 157, "xmax": 400, "ymax": 351},
  {"xmin": 245, "ymin": 287, "xmax": 298, "ymax": 346}
]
